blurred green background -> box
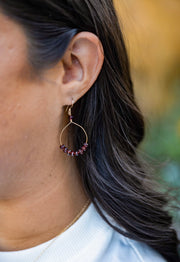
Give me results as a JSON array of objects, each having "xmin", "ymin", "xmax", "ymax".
[
  {"xmin": 114, "ymin": 0, "xmax": 180, "ymax": 231},
  {"xmin": 141, "ymin": 82, "xmax": 180, "ymax": 230}
]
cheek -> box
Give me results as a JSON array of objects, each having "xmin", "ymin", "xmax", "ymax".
[
  {"xmin": 0, "ymin": 86, "xmax": 43, "ymax": 166},
  {"xmin": 0, "ymin": 18, "xmax": 28, "ymax": 84},
  {"xmin": 0, "ymin": 15, "xmax": 60, "ymax": 198},
  {"xmin": 0, "ymin": 83, "xmax": 53, "ymax": 198},
  {"xmin": 0, "ymin": 16, "xmax": 44, "ymax": 178}
]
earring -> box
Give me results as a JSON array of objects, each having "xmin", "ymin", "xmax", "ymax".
[{"xmin": 59, "ymin": 98, "xmax": 88, "ymax": 156}]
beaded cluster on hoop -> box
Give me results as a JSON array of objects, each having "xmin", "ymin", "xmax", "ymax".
[
  {"xmin": 60, "ymin": 142, "xmax": 88, "ymax": 156},
  {"xmin": 59, "ymin": 98, "xmax": 88, "ymax": 156}
]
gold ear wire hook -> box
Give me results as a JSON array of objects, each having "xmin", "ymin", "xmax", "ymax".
[{"xmin": 65, "ymin": 98, "xmax": 74, "ymax": 116}]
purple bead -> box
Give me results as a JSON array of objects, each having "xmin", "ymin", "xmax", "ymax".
[
  {"xmin": 81, "ymin": 146, "xmax": 86, "ymax": 151},
  {"xmin": 78, "ymin": 149, "xmax": 84, "ymax": 155},
  {"xmin": 63, "ymin": 147, "xmax": 68, "ymax": 153}
]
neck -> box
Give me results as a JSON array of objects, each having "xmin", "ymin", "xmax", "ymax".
[{"xmin": 0, "ymin": 157, "xmax": 89, "ymax": 252}]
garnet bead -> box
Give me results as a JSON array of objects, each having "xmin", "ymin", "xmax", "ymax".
[
  {"xmin": 81, "ymin": 146, "xmax": 86, "ymax": 151},
  {"xmin": 78, "ymin": 149, "xmax": 84, "ymax": 155},
  {"xmin": 63, "ymin": 147, "xmax": 68, "ymax": 153}
]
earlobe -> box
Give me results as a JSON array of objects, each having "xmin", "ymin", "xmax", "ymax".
[{"xmin": 61, "ymin": 32, "xmax": 104, "ymax": 103}]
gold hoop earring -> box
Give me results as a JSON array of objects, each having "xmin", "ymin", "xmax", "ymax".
[{"xmin": 59, "ymin": 98, "xmax": 88, "ymax": 156}]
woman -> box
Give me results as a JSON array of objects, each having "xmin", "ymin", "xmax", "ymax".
[{"xmin": 0, "ymin": 1, "xmax": 179, "ymax": 262}]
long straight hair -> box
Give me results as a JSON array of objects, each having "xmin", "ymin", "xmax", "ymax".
[{"xmin": 0, "ymin": 1, "xmax": 179, "ymax": 261}]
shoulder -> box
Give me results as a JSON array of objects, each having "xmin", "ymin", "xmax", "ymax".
[
  {"xmin": 95, "ymin": 203, "xmax": 167, "ymax": 262},
  {"xmin": 92, "ymin": 200, "xmax": 167, "ymax": 262},
  {"xmin": 101, "ymin": 219, "xmax": 167, "ymax": 262},
  {"xmin": 112, "ymin": 232, "xmax": 167, "ymax": 262}
]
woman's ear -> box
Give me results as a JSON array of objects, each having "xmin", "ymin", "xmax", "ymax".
[{"xmin": 59, "ymin": 31, "xmax": 104, "ymax": 105}]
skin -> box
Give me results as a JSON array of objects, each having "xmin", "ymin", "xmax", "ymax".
[{"xmin": 0, "ymin": 12, "xmax": 104, "ymax": 251}]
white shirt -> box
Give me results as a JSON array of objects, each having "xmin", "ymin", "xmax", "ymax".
[{"xmin": 0, "ymin": 201, "xmax": 167, "ymax": 262}]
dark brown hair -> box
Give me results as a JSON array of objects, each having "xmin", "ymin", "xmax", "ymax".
[{"xmin": 0, "ymin": 0, "xmax": 179, "ymax": 261}]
